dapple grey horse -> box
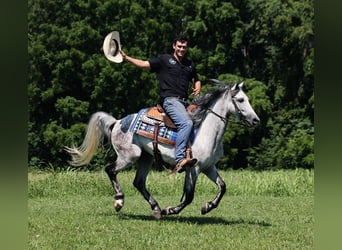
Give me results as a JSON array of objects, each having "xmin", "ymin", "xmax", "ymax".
[{"xmin": 65, "ymin": 80, "xmax": 260, "ymax": 219}]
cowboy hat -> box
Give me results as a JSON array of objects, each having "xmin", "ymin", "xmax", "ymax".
[{"xmin": 103, "ymin": 31, "xmax": 123, "ymax": 63}]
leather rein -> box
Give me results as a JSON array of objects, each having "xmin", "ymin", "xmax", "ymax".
[{"xmin": 207, "ymin": 93, "xmax": 245, "ymax": 126}]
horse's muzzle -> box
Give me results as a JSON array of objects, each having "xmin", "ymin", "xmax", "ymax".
[{"xmin": 245, "ymin": 116, "xmax": 260, "ymax": 127}]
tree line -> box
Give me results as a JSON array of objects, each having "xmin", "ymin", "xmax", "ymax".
[{"xmin": 28, "ymin": 0, "xmax": 314, "ymax": 170}]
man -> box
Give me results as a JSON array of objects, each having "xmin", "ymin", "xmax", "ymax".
[{"xmin": 120, "ymin": 34, "xmax": 201, "ymax": 172}]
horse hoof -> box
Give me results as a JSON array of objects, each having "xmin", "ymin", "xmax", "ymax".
[
  {"xmin": 114, "ymin": 199, "xmax": 124, "ymax": 212},
  {"xmin": 161, "ymin": 206, "xmax": 170, "ymax": 215},
  {"xmin": 201, "ymin": 206, "xmax": 208, "ymax": 215},
  {"xmin": 153, "ymin": 208, "xmax": 162, "ymax": 220},
  {"xmin": 201, "ymin": 202, "xmax": 215, "ymax": 215}
]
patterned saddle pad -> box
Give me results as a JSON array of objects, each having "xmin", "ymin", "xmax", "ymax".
[
  {"xmin": 130, "ymin": 107, "xmax": 177, "ymax": 146},
  {"xmin": 130, "ymin": 106, "xmax": 198, "ymax": 146}
]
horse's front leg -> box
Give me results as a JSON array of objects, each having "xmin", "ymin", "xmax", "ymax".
[
  {"xmin": 133, "ymin": 152, "xmax": 163, "ymax": 219},
  {"xmin": 161, "ymin": 169, "xmax": 199, "ymax": 216},
  {"xmin": 201, "ymin": 165, "xmax": 226, "ymax": 215}
]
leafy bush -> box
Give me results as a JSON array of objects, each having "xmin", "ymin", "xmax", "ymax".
[
  {"xmin": 28, "ymin": 0, "xmax": 314, "ymax": 170},
  {"xmin": 247, "ymin": 114, "xmax": 314, "ymax": 170}
]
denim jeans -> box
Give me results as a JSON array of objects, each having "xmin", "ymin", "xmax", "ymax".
[{"xmin": 163, "ymin": 97, "xmax": 193, "ymax": 163}]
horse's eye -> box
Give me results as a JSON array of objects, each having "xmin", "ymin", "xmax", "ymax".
[{"xmin": 237, "ymin": 98, "xmax": 244, "ymax": 103}]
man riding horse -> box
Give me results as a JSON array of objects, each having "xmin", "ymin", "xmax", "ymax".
[
  {"xmin": 66, "ymin": 31, "xmax": 260, "ymax": 219},
  {"xmin": 120, "ymin": 33, "xmax": 201, "ymax": 173}
]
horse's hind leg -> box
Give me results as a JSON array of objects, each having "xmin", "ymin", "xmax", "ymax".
[
  {"xmin": 201, "ymin": 165, "xmax": 226, "ymax": 215},
  {"xmin": 105, "ymin": 144, "xmax": 141, "ymax": 212},
  {"xmin": 133, "ymin": 152, "xmax": 162, "ymax": 219},
  {"xmin": 105, "ymin": 161, "xmax": 126, "ymax": 212}
]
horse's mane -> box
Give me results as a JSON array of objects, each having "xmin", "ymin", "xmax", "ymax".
[{"xmin": 189, "ymin": 86, "xmax": 230, "ymax": 127}]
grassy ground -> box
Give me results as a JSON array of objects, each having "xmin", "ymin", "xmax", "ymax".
[{"xmin": 28, "ymin": 169, "xmax": 314, "ymax": 249}]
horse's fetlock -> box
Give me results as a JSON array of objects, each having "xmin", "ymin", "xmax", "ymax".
[
  {"xmin": 161, "ymin": 206, "xmax": 173, "ymax": 215},
  {"xmin": 209, "ymin": 201, "xmax": 217, "ymax": 208},
  {"xmin": 115, "ymin": 193, "xmax": 124, "ymax": 200}
]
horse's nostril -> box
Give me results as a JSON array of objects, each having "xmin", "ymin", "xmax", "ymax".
[{"xmin": 253, "ymin": 117, "xmax": 260, "ymax": 124}]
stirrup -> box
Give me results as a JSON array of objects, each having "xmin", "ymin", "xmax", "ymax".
[{"xmin": 168, "ymin": 158, "xmax": 197, "ymax": 175}]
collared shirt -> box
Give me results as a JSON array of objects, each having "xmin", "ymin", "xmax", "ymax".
[{"xmin": 149, "ymin": 54, "xmax": 199, "ymax": 101}]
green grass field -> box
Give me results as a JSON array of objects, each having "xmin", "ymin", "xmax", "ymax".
[{"xmin": 28, "ymin": 169, "xmax": 314, "ymax": 249}]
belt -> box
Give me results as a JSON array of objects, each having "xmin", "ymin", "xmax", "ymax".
[{"xmin": 170, "ymin": 96, "xmax": 187, "ymax": 102}]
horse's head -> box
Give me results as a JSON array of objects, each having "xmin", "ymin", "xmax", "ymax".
[
  {"xmin": 231, "ymin": 82, "xmax": 260, "ymax": 127},
  {"xmin": 192, "ymin": 79, "xmax": 260, "ymax": 127}
]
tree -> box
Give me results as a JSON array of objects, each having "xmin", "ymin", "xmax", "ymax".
[{"xmin": 28, "ymin": 0, "xmax": 314, "ymax": 170}]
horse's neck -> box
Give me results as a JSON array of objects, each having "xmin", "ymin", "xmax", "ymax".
[{"xmin": 196, "ymin": 96, "xmax": 233, "ymax": 149}]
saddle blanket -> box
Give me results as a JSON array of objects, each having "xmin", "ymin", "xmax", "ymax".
[{"xmin": 129, "ymin": 108, "xmax": 177, "ymax": 146}]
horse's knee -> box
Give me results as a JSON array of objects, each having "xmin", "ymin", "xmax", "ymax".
[{"xmin": 133, "ymin": 178, "xmax": 144, "ymax": 191}]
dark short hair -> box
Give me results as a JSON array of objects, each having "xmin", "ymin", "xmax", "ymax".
[{"xmin": 173, "ymin": 34, "xmax": 189, "ymax": 44}]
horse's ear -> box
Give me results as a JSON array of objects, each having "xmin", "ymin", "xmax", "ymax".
[
  {"xmin": 238, "ymin": 81, "xmax": 244, "ymax": 89},
  {"xmin": 207, "ymin": 78, "xmax": 224, "ymax": 86},
  {"xmin": 231, "ymin": 84, "xmax": 237, "ymax": 90}
]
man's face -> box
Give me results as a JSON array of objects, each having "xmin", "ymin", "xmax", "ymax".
[{"xmin": 173, "ymin": 41, "xmax": 188, "ymax": 58}]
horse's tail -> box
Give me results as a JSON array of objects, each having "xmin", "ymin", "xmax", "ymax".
[{"xmin": 65, "ymin": 111, "xmax": 117, "ymax": 166}]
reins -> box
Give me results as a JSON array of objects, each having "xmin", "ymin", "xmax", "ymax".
[
  {"xmin": 208, "ymin": 108, "xmax": 228, "ymax": 123},
  {"xmin": 207, "ymin": 108, "xmax": 245, "ymax": 126},
  {"xmin": 206, "ymin": 88, "xmax": 246, "ymax": 127}
]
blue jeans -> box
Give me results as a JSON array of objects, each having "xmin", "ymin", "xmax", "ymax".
[{"xmin": 163, "ymin": 97, "xmax": 193, "ymax": 163}]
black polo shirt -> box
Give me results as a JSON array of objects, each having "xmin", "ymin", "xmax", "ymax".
[{"xmin": 149, "ymin": 54, "xmax": 199, "ymax": 102}]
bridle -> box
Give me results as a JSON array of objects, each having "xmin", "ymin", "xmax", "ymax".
[
  {"xmin": 207, "ymin": 89, "xmax": 245, "ymax": 126},
  {"xmin": 208, "ymin": 108, "xmax": 228, "ymax": 123}
]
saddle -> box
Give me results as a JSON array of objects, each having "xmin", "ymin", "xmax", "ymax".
[
  {"xmin": 146, "ymin": 104, "xmax": 177, "ymax": 129},
  {"xmin": 144, "ymin": 103, "xmax": 197, "ymax": 128},
  {"xmin": 136, "ymin": 104, "xmax": 197, "ymax": 172}
]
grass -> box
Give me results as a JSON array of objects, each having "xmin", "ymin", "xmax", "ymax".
[{"xmin": 28, "ymin": 169, "xmax": 314, "ymax": 249}]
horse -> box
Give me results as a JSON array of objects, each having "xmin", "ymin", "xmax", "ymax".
[{"xmin": 65, "ymin": 80, "xmax": 260, "ymax": 219}]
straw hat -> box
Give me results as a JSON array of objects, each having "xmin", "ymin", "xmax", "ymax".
[{"xmin": 103, "ymin": 31, "xmax": 123, "ymax": 63}]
